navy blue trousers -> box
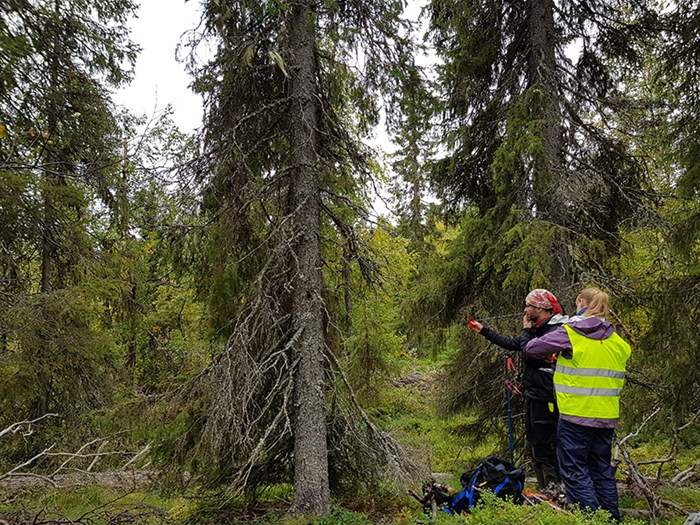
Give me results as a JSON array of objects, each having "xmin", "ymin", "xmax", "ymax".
[{"xmin": 557, "ymin": 419, "xmax": 620, "ymax": 521}]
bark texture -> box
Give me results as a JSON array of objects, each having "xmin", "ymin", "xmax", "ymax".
[
  {"xmin": 526, "ymin": 0, "xmax": 572, "ymax": 295},
  {"xmin": 527, "ymin": 0, "xmax": 563, "ymax": 214},
  {"xmin": 287, "ymin": 0, "xmax": 330, "ymax": 515}
]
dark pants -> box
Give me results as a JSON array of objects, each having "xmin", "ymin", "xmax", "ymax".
[
  {"xmin": 557, "ymin": 419, "xmax": 620, "ymax": 521},
  {"xmin": 525, "ymin": 398, "xmax": 560, "ymax": 488}
]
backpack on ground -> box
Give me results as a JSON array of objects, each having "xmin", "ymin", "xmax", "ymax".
[
  {"xmin": 410, "ymin": 456, "xmax": 525, "ymax": 516},
  {"xmin": 447, "ymin": 456, "xmax": 525, "ymax": 514}
]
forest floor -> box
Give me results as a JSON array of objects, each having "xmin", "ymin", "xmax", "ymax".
[{"xmin": 1, "ymin": 362, "xmax": 699, "ymax": 524}]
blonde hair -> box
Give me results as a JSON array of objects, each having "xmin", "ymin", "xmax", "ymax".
[{"xmin": 578, "ymin": 287, "xmax": 609, "ymax": 318}]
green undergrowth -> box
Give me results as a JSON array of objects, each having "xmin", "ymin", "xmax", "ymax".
[
  {"xmin": 0, "ymin": 484, "xmax": 190, "ymax": 523},
  {"xmin": 619, "ymin": 486, "xmax": 700, "ymax": 525},
  {"xmin": 408, "ymin": 492, "xmax": 649, "ymax": 525},
  {"xmin": 659, "ymin": 485, "xmax": 700, "ymax": 512},
  {"xmin": 371, "ymin": 358, "xmax": 497, "ymax": 476},
  {"xmin": 2, "ymin": 477, "xmax": 698, "ymax": 525},
  {"xmin": 4, "ymin": 354, "xmax": 699, "ymax": 525},
  {"xmin": 193, "ymin": 506, "xmax": 376, "ymax": 525}
]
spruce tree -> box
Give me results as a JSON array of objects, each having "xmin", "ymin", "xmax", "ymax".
[
  {"xmin": 629, "ymin": 1, "xmax": 700, "ymax": 423},
  {"xmin": 396, "ymin": 0, "xmax": 664, "ymax": 431},
  {"xmin": 426, "ymin": 0, "xmax": 660, "ymax": 305},
  {"xmin": 0, "ymin": 0, "xmax": 137, "ymax": 419},
  {"xmin": 174, "ymin": 0, "xmax": 421, "ymax": 512}
]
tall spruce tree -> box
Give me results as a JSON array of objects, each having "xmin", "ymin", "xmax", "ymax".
[
  {"xmin": 629, "ymin": 1, "xmax": 700, "ymax": 423},
  {"xmin": 396, "ymin": 0, "xmax": 664, "ymax": 429},
  {"xmin": 0, "ymin": 0, "xmax": 137, "ymax": 419},
  {"xmin": 425, "ymin": 0, "xmax": 660, "ymax": 306},
  {"xmin": 391, "ymin": 62, "xmax": 435, "ymax": 248},
  {"xmin": 175, "ymin": 0, "xmax": 420, "ymax": 512}
]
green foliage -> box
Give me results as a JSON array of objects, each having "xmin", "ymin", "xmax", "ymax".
[
  {"xmin": 365, "ymin": 357, "xmax": 497, "ymax": 475},
  {"xmin": 0, "ymin": 0, "xmax": 141, "ymax": 422},
  {"xmin": 3, "ymin": 2, "xmax": 700, "ymax": 524},
  {"xmin": 313, "ymin": 507, "xmax": 373, "ymax": 525},
  {"xmin": 342, "ymin": 224, "xmax": 415, "ymax": 405},
  {"xmin": 0, "ymin": 484, "xmax": 179, "ymax": 524},
  {"xmin": 399, "ymin": 211, "xmax": 560, "ymax": 353},
  {"xmin": 0, "ymin": 287, "xmax": 120, "ymax": 423},
  {"xmin": 437, "ymin": 492, "xmax": 647, "ymax": 525}
]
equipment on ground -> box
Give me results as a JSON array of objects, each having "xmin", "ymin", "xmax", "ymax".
[{"xmin": 409, "ymin": 456, "xmax": 525, "ymax": 515}]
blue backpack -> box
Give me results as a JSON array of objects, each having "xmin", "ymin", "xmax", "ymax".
[{"xmin": 447, "ymin": 456, "xmax": 524, "ymax": 514}]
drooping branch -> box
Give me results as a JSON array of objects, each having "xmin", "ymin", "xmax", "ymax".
[{"xmin": 174, "ymin": 216, "xmax": 424, "ymax": 498}]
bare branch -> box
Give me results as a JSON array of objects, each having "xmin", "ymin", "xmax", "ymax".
[
  {"xmin": 51, "ymin": 438, "xmax": 104, "ymax": 476},
  {"xmin": 618, "ymin": 406, "xmax": 661, "ymax": 447},
  {"xmin": 0, "ymin": 413, "xmax": 59, "ymax": 439},
  {"xmin": 87, "ymin": 440, "xmax": 109, "ymax": 472},
  {"xmin": 0, "ymin": 444, "xmax": 56, "ymax": 480},
  {"xmin": 121, "ymin": 443, "xmax": 152, "ymax": 471},
  {"xmin": 617, "ymin": 439, "xmax": 662, "ymax": 520},
  {"xmin": 636, "ymin": 457, "xmax": 673, "ymax": 466},
  {"xmin": 670, "ymin": 462, "xmax": 700, "ymax": 485},
  {"xmin": 614, "ymin": 408, "xmax": 664, "ymax": 520}
]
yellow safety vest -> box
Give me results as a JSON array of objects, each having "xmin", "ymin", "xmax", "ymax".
[{"xmin": 553, "ymin": 324, "xmax": 631, "ymax": 420}]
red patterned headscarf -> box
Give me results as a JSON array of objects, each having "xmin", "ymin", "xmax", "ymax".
[{"xmin": 525, "ymin": 289, "xmax": 563, "ymax": 315}]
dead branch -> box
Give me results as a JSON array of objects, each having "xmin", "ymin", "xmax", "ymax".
[
  {"xmin": 0, "ymin": 413, "xmax": 58, "ymax": 439},
  {"xmin": 617, "ymin": 439, "xmax": 662, "ymax": 520},
  {"xmin": 659, "ymin": 498, "xmax": 690, "ymax": 515},
  {"xmin": 51, "ymin": 438, "xmax": 104, "ymax": 476},
  {"xmin": 671, "ymin": 461, "xmax": 700, "ymax": 485},
  {"xmin": 678, "ymin": 410, "xmax": 699, "ymax": 431},
  {"xmin": 325, "ymin": 348, "xmax": 425, "ymax": 484},
  {"xmin": 87, "ymin": 440, "xmax": 109, "ymax": 471},
  {"xmin": 634, "ymin": 456, "xmax": 675, "ymax": 482},
  {"xmin": 636, "ymin": 457, "xmax": 673, "ymax": 466},
  {"xmin": 617, "ymin": 406, "xmax": 661, "ymax": 448},
  {"xmin": 174, "ymin": 219, "xmax": 424, "ymax": 498},
  {"xmin": 615, "ymin": 408, "xmax": 663, "ymax": 520},
  {"xmin": 615, "ymin": 408, "xmax": 700, "ymax": 522},
  {"xmin": 614, "ymin": 406, "xmax": 700, "ymax": 521},
  {"xmin": 1, "ymin": 433, "xmax": 152, "ymax": 490},
  {"xmin": 0, "ymin": 444, "xmax": 56, "ymax": 481},
  {"xmin": 121, "ymin": 443, "xmax": 152, "ymax": 471}
]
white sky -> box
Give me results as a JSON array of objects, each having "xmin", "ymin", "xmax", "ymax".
[
  {"xmin": 114, "ymin": 0, "xmax": 203, "ymax": 132},
  {"xmin": 115, "ymin": 1, "xmax": 430, "ymax": 138},
  {"xmin": 113, "ymin": 0, "xmax": 430, "ymax": 219}
]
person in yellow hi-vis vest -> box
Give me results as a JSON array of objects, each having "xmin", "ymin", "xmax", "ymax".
[{"xmin": 525, "ymin": 288, "xmax": 631, "ymax": 522}]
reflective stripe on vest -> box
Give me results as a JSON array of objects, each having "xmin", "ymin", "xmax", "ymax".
[
  {"xmin": 554, "ymin": 324, "xmax": 631, "ymax": 419},
  {"xmin": 555, "ymin": 365, "xmax": 626, "ymax": 379}
]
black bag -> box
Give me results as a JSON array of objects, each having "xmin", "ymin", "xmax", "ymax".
[{"xmin": 448, "ymin": 456, "xmax": 524, "ymax": 514}]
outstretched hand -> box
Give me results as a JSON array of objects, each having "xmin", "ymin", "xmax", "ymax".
[{"xmin": 467, "ymin": 317, "xmax": 483, "ymax": 333}]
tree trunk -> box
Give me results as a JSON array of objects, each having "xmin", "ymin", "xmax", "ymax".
[
  {"xmin": 41, "ymin": 0, "xmax": 62, "ymax": 296},
  {"xmin": 526, "ymin": 0, "xmax": 572, "ymax": 295},
  {"xmin": 527, "ymin": 0, "xmax": 562, "ymax": 214},
  {"xmin": 35, "ymin": 0, "xmax": 63, "ymax": 419},
  {"xmin": 343, "ymin": 240, "xmax": 353, "ymax": 338},
  {"xmin": 287, "ymin": 0, "xmax": 331, "ymax": 515}
]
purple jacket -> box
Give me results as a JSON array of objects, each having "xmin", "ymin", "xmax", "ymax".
[{"xmin": 525, "ymin": 316, "xmax": 620, "ymax": 428}]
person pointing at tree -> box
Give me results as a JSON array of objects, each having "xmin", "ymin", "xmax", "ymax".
[{"xmin": 468, "ymin": 289, "xmax": 567, "ymax": 491}]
